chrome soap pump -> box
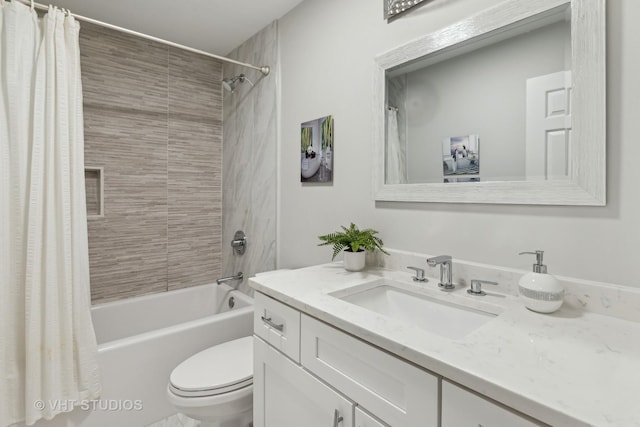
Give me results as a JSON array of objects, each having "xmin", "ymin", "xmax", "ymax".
[{"xmin": 518, "ymin": 250, "xmax": 564, "ymax": 313}]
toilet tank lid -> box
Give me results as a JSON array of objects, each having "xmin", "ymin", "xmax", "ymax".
[{"xmin": 170, "ymin": 336, "xmax": 253, "ymax": 392}]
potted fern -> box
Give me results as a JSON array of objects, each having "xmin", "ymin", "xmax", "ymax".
[{"xmin": 318, "ymin": 223, "xmax": 389, "ymax": 271}]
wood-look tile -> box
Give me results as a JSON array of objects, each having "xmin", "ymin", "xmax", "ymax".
[
  {"xmin": 167, "ymin": 214, "xmax": 222, "ymax": 291},
  {"xmin": 80, "ymin": 26, "xmax": 224, "ymax": 302},
  {"xmin": 168, "ymin": 47, "xmax": 223, "ymax": 120},
  {"xmin": 168, "ymin": 117, "xmax": 222, "ymax": 290},
  {"xmin": 88, "ymin": 214, "xmax": 168, "ymax": 303},
  {"xmin": 80, "ymin": 22, "xmax": 168, "ymax": 114},
  {"xmin": 84, "ymin": 105, "xmax": 168, "ymax": 303}
]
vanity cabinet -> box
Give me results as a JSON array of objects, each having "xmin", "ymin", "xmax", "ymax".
[
  {"xmin": 254, "ymin": 292, "xmax": 438, "ymax": 427},
  {"xmin": 441, "ymin": 380, "xmax": 540, "ymax": 427},
  {"xmin": 253, "ymin": 291, "xmax": 542, "ymax": 427},
  {"xmin": 254, "ymin": 336, "xmax": 353, "ymax": 427}
]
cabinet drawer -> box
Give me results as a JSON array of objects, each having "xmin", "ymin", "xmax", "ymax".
[
  {"xmin": 442, "ymin": 380, "xmax": 542, "ymax": 427},
  {"xmin": 355, "ymin": 407, "xmax": 388, "ymax": 427},
  {"xmin": 254, "ymin": 292, "xmax": 301, "ymax": 362},
  {"xmin": 301, "ymin": 315, "xmax": 438, "ymax": 427}
]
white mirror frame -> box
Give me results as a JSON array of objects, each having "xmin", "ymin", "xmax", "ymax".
[{"xmin": 373, "ymin": 0, "xmax": 605, "ymax": 205}]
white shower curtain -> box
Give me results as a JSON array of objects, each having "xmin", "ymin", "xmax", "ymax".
[
  {"xmin": 386, "ymin": 109, "xmax": 406, "ymax": 184},
  {"xmin": 0, "ymin": 2, "xmax": 101, "ymax": 426}
]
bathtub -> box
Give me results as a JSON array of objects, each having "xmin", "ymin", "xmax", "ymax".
[
  {"xmin": 30, "ymin": 283, "xmax": 253, "ymax": 427},
  {"xmin": 301, "ymin": 152, "xmax": 321, "ymax": 178}
]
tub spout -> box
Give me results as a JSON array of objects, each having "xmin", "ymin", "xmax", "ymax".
[{"xmin": 216, "ymin": 272, "xmax": 243, "ymax": 285}]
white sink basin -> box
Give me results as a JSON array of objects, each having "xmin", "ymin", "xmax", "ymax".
[{"xmin": 335, "ymin": 279, "xmax": 498, "ymax": 339}]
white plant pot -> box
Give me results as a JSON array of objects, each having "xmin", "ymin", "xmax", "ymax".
[{"xmin": 343, "ymin": 250, "xmax": 365, "ymax": 272}]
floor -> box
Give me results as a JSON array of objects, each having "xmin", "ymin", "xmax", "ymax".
[
  {"xmin": 147, "ymin": 413, "xmax": 254, "ymax": 427},
  {"xmin": 146, "ymin": 413, "xmax": 199, "ymax": 427}
]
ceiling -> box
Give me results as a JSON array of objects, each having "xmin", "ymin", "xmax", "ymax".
[{"xmin": 45, "ymin": 0, "xmax": 305, "ymax": 55}]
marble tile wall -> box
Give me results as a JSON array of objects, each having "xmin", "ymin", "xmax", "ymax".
[
  {"xmin": 222, "ymin": 22, "xmax": 278, "ymax": 295},
  {"xmin": 81, "ymin": 22, "xmax": 223, "ymax": 303}
]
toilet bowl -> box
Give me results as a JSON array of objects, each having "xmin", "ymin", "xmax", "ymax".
[{"xmin": 167, "ymin": 336, "xmax": 253, "ymax": 427}]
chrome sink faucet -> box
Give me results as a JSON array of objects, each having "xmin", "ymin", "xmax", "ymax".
[{"xmin": 426, "ymin": 255, "xmax": 454, "ymax": 290}]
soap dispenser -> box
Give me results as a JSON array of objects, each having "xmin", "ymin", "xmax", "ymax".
[{"xmin": 518, "ymin": 250, "xmax": 564, "ymax": 313}]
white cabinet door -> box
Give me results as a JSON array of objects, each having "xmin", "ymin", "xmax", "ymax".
[
  {"xmin": 254, "ymin": 336, "xmax": 353, "ymax": 427},
  {"xmin": 355, "ymin": 407, "xmax": 388, "ymax": 427},
  {"xmin": 442, "ymin": 381, "xmax": 541, "ymax": 427},
  {"xmin": 301, "ymin": 315, "xmax": 439, "ymax": 427}
]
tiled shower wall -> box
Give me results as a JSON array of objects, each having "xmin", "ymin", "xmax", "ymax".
[
  {"xmin": 222, "ymin": 22, "xmax": 278, "ymax": 294},
  {"xmin": 81, "ymin": 23, "xmax": 223, "ymax": 303}
]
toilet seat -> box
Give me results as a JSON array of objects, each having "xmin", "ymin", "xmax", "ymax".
[{"xmin": 169, "ymin": 336, "xmax": 253, "ymax": 398}]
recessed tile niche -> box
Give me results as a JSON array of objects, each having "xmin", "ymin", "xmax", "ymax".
[{"xmin": 85, "ymin": 167, "xmax": 103, "ymax": 217}]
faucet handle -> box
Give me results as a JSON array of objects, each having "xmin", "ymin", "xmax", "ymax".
[
  {"xmin": 407, "ymin": 266, "xmax": 427, "ymax": 282},
  {"xmin": 467, "ymin": 279, "xmax": 498, "ymax": 296}
]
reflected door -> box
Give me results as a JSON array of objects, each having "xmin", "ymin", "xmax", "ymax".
[{"xmin": 525, "ymin": 71, "xmax": 572, "ymax": 180}]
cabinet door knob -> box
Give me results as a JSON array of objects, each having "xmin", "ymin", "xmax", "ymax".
[{"xmin": 333, "ymin": 409, "xmax": 343, "ymax": 427}]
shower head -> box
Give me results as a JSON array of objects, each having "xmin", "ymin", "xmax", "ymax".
[
  {"xmin": 222, "ymin": 76, "xmax": 239, "ymax": 92},
  {"xmin": 222, "ymin": 74, "xmax": 254, "ymax": 93}
]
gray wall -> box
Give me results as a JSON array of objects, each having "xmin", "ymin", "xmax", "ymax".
[
  {"xmin": 277, "ymin": 0, "xmax": 640, "ymax": 288},
  {"xmin": 81, "ymin": 23, "xmax": 223, "ymax": 303},
  {"xmin": 222, "ymin": 22, "xmax": 278, "ymax": 295}
]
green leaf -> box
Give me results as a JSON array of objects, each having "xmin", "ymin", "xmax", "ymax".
[{"xmin": 318, "ymin": 222, "xmax": 389, "ymax": 261}]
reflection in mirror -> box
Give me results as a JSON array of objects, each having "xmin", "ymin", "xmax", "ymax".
[
  {"xmin": 386, "ymin": 10, "xmax": 570, "ymax": 184},
  {"xmin": 374, "ymin": 0, "xmax": 605, "ymax": 205}
]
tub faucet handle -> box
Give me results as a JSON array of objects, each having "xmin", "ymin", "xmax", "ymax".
[
  {"xmin": 407, "ymin": 266, "xmax": 427, "ymax": 282},
  {"xmin": 231, "ymin": 230, "xmax": 246, "ymax": 255}
]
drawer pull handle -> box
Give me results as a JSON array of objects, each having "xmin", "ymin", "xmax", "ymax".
[
  {"xmin": 261, "ymin": 316, "xmax": 284, "ymax": 332},
  {"xmin": 333, "ymin": 409, "xmax": 343, "ymax": 427}
]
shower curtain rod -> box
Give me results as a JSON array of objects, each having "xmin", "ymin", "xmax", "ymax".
[{"xmin": 13, "ymin": 0, "xmax": 271, "ymax": 76}]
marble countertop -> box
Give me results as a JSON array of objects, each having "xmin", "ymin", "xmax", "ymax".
[{"xmin": 249, "ymin": 263, "xmax": 640, "ymax": 427}]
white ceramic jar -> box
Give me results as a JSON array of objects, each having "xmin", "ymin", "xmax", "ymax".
[
  {"xmin": 518, "ymin": 250, "xmax": 564, "ymax": 314},
  {"xmin": 518, "ymin": 272, "xmax": 564, "ymax": 313}
]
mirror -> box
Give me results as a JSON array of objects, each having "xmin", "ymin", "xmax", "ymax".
[{"xmin": 373, "ymin": 0, "xmax": 605, "ymax": 205}]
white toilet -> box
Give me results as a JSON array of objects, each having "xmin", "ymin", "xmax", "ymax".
[{"xmin": 167, "ymin": 336, "xmax": 253, "ymax": 427}]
